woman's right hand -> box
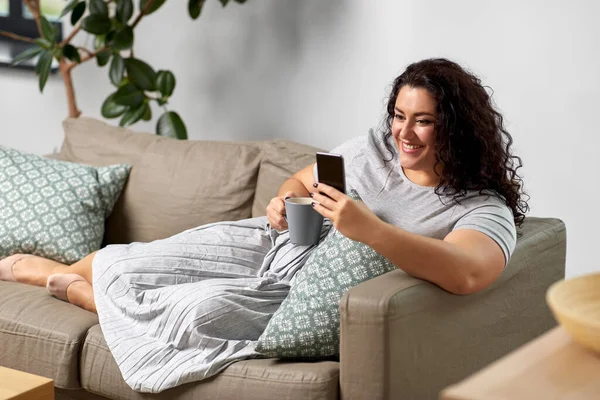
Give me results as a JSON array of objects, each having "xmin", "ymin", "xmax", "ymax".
[{"xmin": 266, "ymin": 191, "xmax": 296, "ymax": 231}]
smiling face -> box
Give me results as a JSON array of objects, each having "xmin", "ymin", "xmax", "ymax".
[{"xmin": 392, "ymin": 85, "xmax": 439, "ymax": 187}]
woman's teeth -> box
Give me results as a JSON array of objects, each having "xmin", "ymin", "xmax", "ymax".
[{"xmin": 404, "ymin": 143, "xmax": 424, "ymax": 149}]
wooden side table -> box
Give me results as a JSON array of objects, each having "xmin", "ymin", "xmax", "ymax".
[
  {"xmin": 0, "ymin": 367, "xmax": 54, "ymax": 400},
  {"xmin": 440, "ymin": 327, "xmax": 600, "ymax": 400}
]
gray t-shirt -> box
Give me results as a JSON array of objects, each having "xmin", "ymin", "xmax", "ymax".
[{"xmin": 315, "ymin": 130, "xmax": 517, "ymax": 265}]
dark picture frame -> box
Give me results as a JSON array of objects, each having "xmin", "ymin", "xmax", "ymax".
[{"xmin": 0, "ymin": 0, "xmax": 62, "ymax": 70}]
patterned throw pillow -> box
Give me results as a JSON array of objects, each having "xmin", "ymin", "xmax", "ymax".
[
  {"xmin": 0, "ymin": 146, "xmax": 131, "ymax": 264},
  {"xmin": 256, "ymin": 190, "xmax": 397, "ymax": 359}
]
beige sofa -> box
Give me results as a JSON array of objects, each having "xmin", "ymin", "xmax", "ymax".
[{"xmin": 0, "ymin": 118, "xmax": 566, "ymax": 400}]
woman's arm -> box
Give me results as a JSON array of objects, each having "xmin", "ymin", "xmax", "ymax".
[
  {"xmin": 366, "ymin": 223, "xmax": 505, "ymax": 295},
  {"xmin": 276, "ymin": 163, "xmax": 316, "ymax": 197},
  {"xmin": 311, "ymin": 183, "xmax": 505, "ymax": 295}
]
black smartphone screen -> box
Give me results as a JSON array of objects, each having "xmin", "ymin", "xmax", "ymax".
[{"xmin": 316, "ymin": 152, "xmax": 346, "ymax": 194}]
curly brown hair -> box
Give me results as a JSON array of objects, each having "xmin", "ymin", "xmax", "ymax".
[{"xmin": 383, "ymin": 58, "xmax": 529, "ymax": 227}]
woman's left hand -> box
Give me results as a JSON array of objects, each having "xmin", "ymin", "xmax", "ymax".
[{"xmin": 311, "ymin": 183, "xmax": 382, "ymax": 243}]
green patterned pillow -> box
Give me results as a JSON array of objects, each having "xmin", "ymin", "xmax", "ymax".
[
  {"xmin": 256, "ymin": 190, "xmax": 397, "ymax": 359},
  {"xmin": 0, "ymin": 146, "xmax": 131, "ymax": 264}
]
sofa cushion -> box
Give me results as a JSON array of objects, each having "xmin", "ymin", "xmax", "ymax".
[
  {"xmin": 58, "ymin": 117, "xmax": 262, "ymax": 245},
  {"xmin": 256, "ymin": 190, "xmax": 396, "ymax": 359},
  {"xmin": 0, "ymin": 281, "xmax": 99, "ymax": 389},
  {"xmin": 252, "ymin": 140, "xmax": 324, "ymax": 218},
  {"xmin": 81, "ymin": 325, "xmax": 339, "ymax": 400},
  {"xmin": 0, "ymin": 146, "xmax": 130, "ymax": 263}
]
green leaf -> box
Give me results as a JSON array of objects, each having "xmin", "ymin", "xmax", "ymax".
[
  {"xmin": 124, "ymin": 58, "xmax": 156, "ymax": 91},
  {"xmin": 155, "ymin": 70, "xmax": 176, "ymax": 97},
  {"xmin": 105, "ymin": 30, "xmax": 117, "ymax": 46},
  {"xmin": 96, "ymin": 49, "xmax": 111, "ymax": 67},
  {"xmin": 109, "ymin": 54, "xmax": 125, "ymax": 86},
  {"xmin": 89, "ymin": 0, "xmax": 108, "ymax": 16},
  {"xmin": 94, "ymin": 35, "xmax": 105, "ymax": 49},
  {"xmin": 140, "ymin": 0, "xmax": 166, "ymax": 15},
  {"xmin": 188, "ymin": 0, "xmax": 206, "ymax": 19},
  {"xmin": 53, "ymin": 48, "xmax": 63, "ymax": 61},
  {"xmin": 36, "ymin": 51, "xmax": 53, "ymax": 93},
  {"xmin": 35, "ymin": 51, "xmax": 49, "ymax": 74},
  {"xmin": 81, "ymin": 14, "xmax": 112, "ymax": 35},
  {"xmin": 219, "ymin": 0, "xmax": 230, "ymax": 6},
  {"xmin": 62, "ymin": 44, "xmax": 81, "ymax": 63},
  {"xmin": 35, "ymin": 38, "xmax": 52, "ymax": 49},
  {"xmin": 40, "ymin": 16, "xmax": 57, "ymax": 42},
  {"xmin": 116, "ymin": 0, "xmax": 134, "ymax": 24},
  {"xmin": 59, "ymin": 0, "xmax": 78, "ymax": 18},
  {"xmin": 233, "ymin": 0, "xmax": 247, "ymax": 3},
  {"xmin": 157, "ymin": 111, "xmax": 187, "ymax": 139},
  {"xmin": 157, "ymin": 98, "xmax": 167, "ymax": 106},
  {"xmin": 110, "ymin": 18, "xmax": 121, "ymax": 31},
  {"xmin": 11, "ymin": 46, "xmax": 44, "ymax": 65},
  {"xmin": 113, "ymin": 83, "xmax": 145, "ymax": 107},
  {"xmin": 112, "ymin": 26, "xmax": 134, "ymax": 51},
  {"xmin": 71, "ymin": 2, "xmax": 86, "ymax": 25},
  {"xmin": 101, "ymin": 93, "xmax": 128, "ymax": 118},
  {"xmin": 120, "ymin": 103, "xmax": 148, "ymax": 127},
  {"xmin": 142, "ymin": 103, "xmax": 152, "ymax": 120}
]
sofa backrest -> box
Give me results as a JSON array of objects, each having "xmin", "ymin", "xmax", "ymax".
[
  {"xmin": 59, "ymin": 118, "xmax": 263, "ymax": 245},
  {"xmin": 57, "ymin": 118, "xmax": 325, "ymax": 245}
]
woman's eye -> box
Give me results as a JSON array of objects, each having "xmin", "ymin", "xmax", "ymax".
[
  {"xmin": 417, "ymin": 120, "xmax": 432, "ymax": 125},
  {"xmin": 394, "ymin": 113, "xmax": 404, "ymax": 120}
]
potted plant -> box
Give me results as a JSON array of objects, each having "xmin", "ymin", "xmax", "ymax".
[{"xmin": 0, "ymin": 0, "xmax": 248, "ymax": 139}]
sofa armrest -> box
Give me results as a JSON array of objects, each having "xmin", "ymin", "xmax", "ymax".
[{"xmin": 339, "ymin": 217, "xmax": 566, "ymax": 400}]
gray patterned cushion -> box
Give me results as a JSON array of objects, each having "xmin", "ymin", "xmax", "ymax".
[
  {"xmin": 256, "ymin": 190, "xmax": 397, "ymax": 359},
  {"xmin": 0, "ymin": 146, "xmax": 130, "ymax": 264}
]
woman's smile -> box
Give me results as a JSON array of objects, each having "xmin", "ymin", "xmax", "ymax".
[{"xmin": 400, "ymin": 141, "xmax": 426, "ymax": 153}]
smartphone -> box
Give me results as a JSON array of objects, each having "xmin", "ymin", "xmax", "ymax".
[{"xmin": 316, "ymin": 152, "xmax": 346, "ymax": 195}]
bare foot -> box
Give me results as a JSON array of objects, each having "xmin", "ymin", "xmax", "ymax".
[
  {"xmin": 47, "ymin": 273, "xmax": 96, "ymax": 313},
  {"xmin": 10, "ymin": 254, "xmax": 67, "ymax": 287}
]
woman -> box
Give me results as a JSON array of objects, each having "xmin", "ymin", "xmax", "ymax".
[{"xmin": 0, "ymin": 58, "xmax": 528, "ymax": 392}]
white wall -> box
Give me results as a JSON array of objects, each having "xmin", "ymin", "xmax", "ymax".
[{"xmin": 0, "ymin": 0, "xmax": 598, "ymax": 278}]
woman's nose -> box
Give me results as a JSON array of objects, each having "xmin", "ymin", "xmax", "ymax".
[{"xmin": 398, "ymin": 122, "xmax": 415, "ymax": 139}]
